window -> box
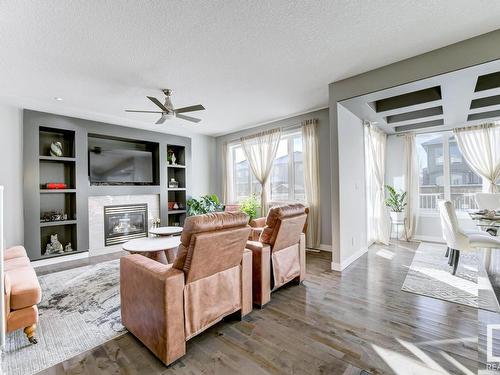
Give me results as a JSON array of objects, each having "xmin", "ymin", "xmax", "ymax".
[
  {"xmin": 416, "ymin": 132, "xmax": 482, "ymax": 212},
  {"xmin": 229, "ymin": 131, "xmax": 305, "ymax": 204}
]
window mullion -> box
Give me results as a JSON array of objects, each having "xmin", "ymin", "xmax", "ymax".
[{"xmin": 443, "ymin": 133, "xmax": 451, "ymax": 200}]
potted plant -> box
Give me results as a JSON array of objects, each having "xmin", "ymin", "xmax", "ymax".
[
  {"xmin": 385, "ymin": 185, "xmax": 407, "ymax": 222},
  {"xmin": 187, "ymin": 194, "xmax": 223, "ymax": 216},
  {"xmin": 239, "ymin": 193, "xmax": 260, "ymax": 220}
]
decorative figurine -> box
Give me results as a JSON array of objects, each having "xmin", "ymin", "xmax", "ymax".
[
  {"xmin": 46, "ymin": 234, "xmax": 64, "ymax": 255},
  {"xmin": 171, "ymin": 153, "xmax": 176, "ymax": 165},
  {"xmin": 50, "ymin": 141, "xmax": 63, "ymax": 157},
  {"xmin": 173, "ymin": 202, "xmax": 179, "ymax": 209},
  {"xmin": 168, "ymin": 178, "xmax": 179, "ymax": 188},
  {"xmin": 64, "ymin": 242, "xmax": 73, "ymax": 252}
]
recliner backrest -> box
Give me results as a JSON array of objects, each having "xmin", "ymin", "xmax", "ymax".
[
  {"xmin": 173, "ymin": 211, "xmax": 250, "ymax": 283},
  {"xmin": 259, "ymin": 203, "xmax": 307, "ymax": 252}
]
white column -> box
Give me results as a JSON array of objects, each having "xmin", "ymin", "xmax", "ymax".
[{"xmin": 0, "ymin": 185, "xmax": 5, "ymax": 349}]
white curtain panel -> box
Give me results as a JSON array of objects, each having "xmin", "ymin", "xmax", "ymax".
[
  {"xmin": 453, "ymin": 123, "xmax": 500, "ymax": 193},
  {"xmin": 403, "ymin": 133, "xmax": 419, "ymax": 238},
  {"xmin": 241, "ymin": 128, "xmax": 281, "ymax": 214},
  {"xmin": 302, "ymin": 119, "xmax": 321, "ymax": 249},
  {"xmin": 221, "ymin": 142, "xmax": 231, "ymax": 203},
  {"xmin": 365, "ymin": 125, "xmax": 390, "ymax": 245}
]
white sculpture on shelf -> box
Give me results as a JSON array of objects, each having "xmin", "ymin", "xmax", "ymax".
[{"xmin": 46, "ymin": 234, "xmax": 64, "ymax": 255}]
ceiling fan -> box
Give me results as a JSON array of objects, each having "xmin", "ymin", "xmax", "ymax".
[{"xmin": 125, "ymin": 89, "xmax": 205, "ymax": 124}]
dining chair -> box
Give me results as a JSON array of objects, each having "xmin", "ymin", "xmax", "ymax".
[
  {"xmin": 438, "ymin": 200, "xmax": 500, "ymax": 275},
  {"xmin": 475, "ymin": 193, "xmax": 500, "ymax": 210}
]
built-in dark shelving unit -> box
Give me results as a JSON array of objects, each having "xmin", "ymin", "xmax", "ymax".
[
  {"xmin": 167, "ymin": 144, "xmax": 187, "ymax": 226},
  {"xmin": 24, "ymin": 110, "xmax": 192, "ymax": 261},
  {"xmin": 37, "ymin": 126, "xmax": 78, "ymax": 259}
]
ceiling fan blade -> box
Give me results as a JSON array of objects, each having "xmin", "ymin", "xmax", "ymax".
[
  {"xmin": 147, "ymin": 96, "xmax": 169, "ymax": 112},
  {"xmin": 176, "ymin": 113, "xmax": 201, "ymax": 123},
  {"xmin": 125, "ymin": 110, "xmax": 163, "ymax": 113},
  {"xmin": 175, "ymin": 104, "xmax": 205, "ymax": 114},
  {"xmin": 156, "ymin": 115, "xmax": 168, "ymax": 124}
]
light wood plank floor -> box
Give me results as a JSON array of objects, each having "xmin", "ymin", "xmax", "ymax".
[{"xmin": 37, "ymin": 241, "xmax": 481, "ymax": 375}]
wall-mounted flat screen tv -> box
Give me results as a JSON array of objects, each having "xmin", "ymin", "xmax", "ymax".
[{"xmin": 88, "ymin": 136, "xmax": 158, "ymax": 185}]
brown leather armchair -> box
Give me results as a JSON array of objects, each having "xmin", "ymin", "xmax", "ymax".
[
  {"xmin": 249, "ymin": 206, "xmax": 309, "ymax": 241},
  {"xmin": 120, "ymin": 212, "xmax": 253, "ymax": 366},
  {"xmin": 247, "ymin": 204, "xmax": 307, "ymax": 307}
]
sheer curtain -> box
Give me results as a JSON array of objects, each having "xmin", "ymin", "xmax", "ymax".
[
  {"xmin": 222, "ymin": 142, "xmax": 230, "ymax": 203},
  {"xmin": 302, "ymin": 119, "xmax": 320, "ymax": 249},
  {"xmin": 365, "ymin": 124, "xmax": 390, "ymax": 245},
  {"xmin": 403, "ymin": 134, "xmax": 419, "ymax": 238},
  {"xmin": 241, "ymin": 128, "xmax": 281, "ymax": 214},
  {"xmin": 453, "ymin": 123, "xmax": 500, "ymax": 193}
]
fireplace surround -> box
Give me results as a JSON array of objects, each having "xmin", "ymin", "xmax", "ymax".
[{"xmin": 103, "ymin": 204, "xmax": 148, "ymax": 246}]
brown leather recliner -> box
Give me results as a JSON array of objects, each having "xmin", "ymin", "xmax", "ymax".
[
  {"xmin": 120, "ymin": 212, "xmax": 253, "ymax": 366},
  {"xmin": 247, "ymin": 204, "xmax": 307, "ymax": 307},
  {"xmin": 249, "ymin": 206, "xmax": 309, "ymax": 241}
]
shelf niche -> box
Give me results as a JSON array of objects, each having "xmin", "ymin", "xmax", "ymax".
[
  {"xmin": 40, "ymin": 223, "xmax": 77, "ymax": 258},
  {"xmin": 39, "ymin": 127, "xmax": 75, "ymax": 158}
]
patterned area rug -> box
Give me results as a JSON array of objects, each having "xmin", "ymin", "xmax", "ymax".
[
  {"xmin": 2, "ymin": 259, "xmax": 125, "ymax": 375},
  {"xmin": 402, "ymin": 242, "xmax": 498, "ymax": 311}
]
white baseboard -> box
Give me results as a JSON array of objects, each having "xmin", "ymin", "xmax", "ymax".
[
  {"xmin": 307, "ymin": 244, "xmax": 332, "ymax": 252},
  {"xmin": 32, "ymin": 251, "xmax": 89, "ymax": 268},
  {"xmin": 331, "ymin": 247, "xmax": 367, "ymax": 272}
]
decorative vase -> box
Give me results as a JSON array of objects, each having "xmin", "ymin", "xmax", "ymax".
[
  {"xmin": 50, "ymin": 141, "xmax": 63, "ymax": 157},
  {"xmin": 390, "ymin": 211, "xmax": 405, "ymax": 222}
]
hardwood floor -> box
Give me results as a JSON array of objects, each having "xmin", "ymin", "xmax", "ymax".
[{"xmin": 37, "ymin": 241, "xmax": 481, "ymax": 375}]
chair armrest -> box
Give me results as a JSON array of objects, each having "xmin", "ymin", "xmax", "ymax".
[
  {"xmin": 246, "ymin": 241, "xmax": 271, "ymax": 306},
  {"xmin": 248, "ymin": 227, "xmax": 264, "ymax": 241},
  {"xmin": 120, "ymin": 254, "xmax": 186, "ymax": 365},
  {"xmin": 241, "ymin": 249, "xmax": 253, "ymax": 316},
  {"xmin": 249, "ymin": 217, "xmax": 266, "ymax": 228}
]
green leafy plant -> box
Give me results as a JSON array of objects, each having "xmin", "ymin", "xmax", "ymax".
[
  {"xmin": 384, "ymin": 185, "xmax": 407, "ymax": 212},
  {"xmin": 187, "ymin": 194, "xmax": 223, "ymax": 216},
  {"xmin": 167, "ymin": 148, "xmax": 174, "ymax": 164},
  {"xmin": 239, "ymin": 194, "xmax": 260, "ymax": 220}
]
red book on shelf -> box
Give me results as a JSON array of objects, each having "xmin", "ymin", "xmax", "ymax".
[{"xmin": 46, "ymin": 183, "xmax": 67, "ymax": 189}]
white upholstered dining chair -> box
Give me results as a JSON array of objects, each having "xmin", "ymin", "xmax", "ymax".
[{"xmin": 438, "ymin": 200, "xmax": 500, "ymax": 275}]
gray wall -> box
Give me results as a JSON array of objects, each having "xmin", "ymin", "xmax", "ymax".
[
  {"xmin": 0, "ymin": 105, "xmax": 216, "ymax": 256},
  {"xmin": 0, "ymin": 104, "xmax": 23, "ymax": 248},
  {"xmin": 215, "ymin": 108, "xmax": 332, "ymax": 247},
  {"xmin": 329, "ymin": 29, "xmax": 500, "ymax": 268}
]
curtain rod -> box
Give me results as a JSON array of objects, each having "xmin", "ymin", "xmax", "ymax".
[{"xmin": 225, "ymin": 122, "xmax": 303, "ymax": 145}]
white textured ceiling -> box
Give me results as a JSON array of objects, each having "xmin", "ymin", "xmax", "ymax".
[{"xmin": 1, "ymin": 1, "xmax": 500, "ymax": 136}]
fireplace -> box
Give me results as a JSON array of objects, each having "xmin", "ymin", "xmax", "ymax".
[{"xmin": 104, "ymin": 204, "xmax": 148, "ymax": 246}]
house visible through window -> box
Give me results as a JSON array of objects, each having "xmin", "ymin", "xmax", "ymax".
[
  {"xmin": 229, "ymin": 131, "xmax": 305, "ymax": 204},
  {"xmin": 416, "ymin": 132, "xmax": 482, "ymax": 212}
]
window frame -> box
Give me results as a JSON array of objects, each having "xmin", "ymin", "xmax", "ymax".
[
  {"xmin": 416, "ymin": 131, "xmax": 482, "ymax": 216},
  {"xmin": 228, "ymin": 130, "xmax": 305, "ymax": 205}
]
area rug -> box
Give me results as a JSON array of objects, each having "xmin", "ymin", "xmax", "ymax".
[
  {"xmin": 1, "ymin": 259, "xmax": 126, "ymax": 375},
  {"xmin": 402, "ymin": 242, "xmax": 487, "ymax": 310}
]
